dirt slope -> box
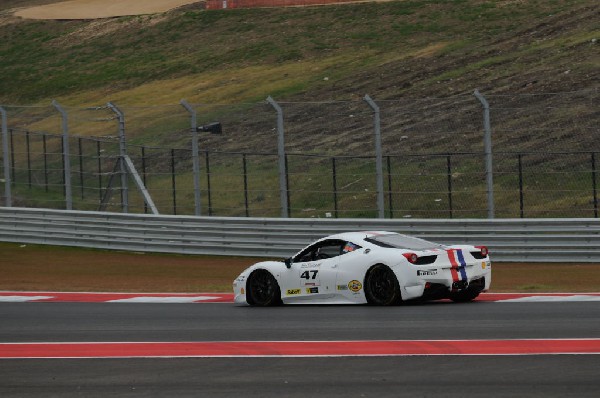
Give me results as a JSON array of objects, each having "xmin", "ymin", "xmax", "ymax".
[{"xmin": 14, "ymin": 0, "xmax": 201, "ymax": 20}]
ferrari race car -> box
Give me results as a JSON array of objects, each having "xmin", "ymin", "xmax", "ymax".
[{"xmin": 233, "ymin": 231, "xmax": 491, "ymax": 306}]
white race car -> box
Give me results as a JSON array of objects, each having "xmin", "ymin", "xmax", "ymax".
[{"xmin": 233, "ymin": 231, "xmax": 491, "ymax": 306}]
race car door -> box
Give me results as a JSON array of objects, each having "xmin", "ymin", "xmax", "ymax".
[{"xmin": 281, "ymin": 239, "xmax": 345, "ymax": 302}]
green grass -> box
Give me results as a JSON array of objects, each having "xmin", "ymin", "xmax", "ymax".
[{"xmin": 1, "ymin": 1, "xmax": 594, "ymax": 103}]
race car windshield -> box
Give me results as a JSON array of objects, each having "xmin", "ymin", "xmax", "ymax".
[{"xmin": 365, "ymin": 234, "xmax": 444, "ymax": 250}]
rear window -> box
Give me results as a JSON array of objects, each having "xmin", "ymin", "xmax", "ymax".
[{"xmin": 365, "ymin": 234, "xmax": 444, "ymax": 250}]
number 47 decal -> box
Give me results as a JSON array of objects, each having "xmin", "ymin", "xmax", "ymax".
[{"xmin": 301, "ymin": 270, "xmax": 319, "ymax": 280}]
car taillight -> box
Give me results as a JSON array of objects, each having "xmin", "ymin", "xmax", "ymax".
[
  {"xmin": 475, "ymin": 245, "xmax": 489, "ymax": 257},
  {"xmin": 403, "ymin": 252, "xmax": 418, "ymax": 264}
]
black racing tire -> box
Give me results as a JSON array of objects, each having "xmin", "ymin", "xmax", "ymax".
[
  {"xmin": 246, "ymin": 269, "xmax": 282, "ymax": 306},
  {"xmin": 449, "ymin": 289, "xmax": 480, "ymax": 303},
  {"xmin": 364, "ymin": 264, "xmax": 402, "ymax": 306}
]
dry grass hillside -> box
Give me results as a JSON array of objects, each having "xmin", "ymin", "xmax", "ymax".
[
  {"xmin": 0, "ymin": 1, "xmax": 598, "ymax": 217},
  {"xmin": 1, "ymin": 1, "xmax": 597, "ymax": 151}
]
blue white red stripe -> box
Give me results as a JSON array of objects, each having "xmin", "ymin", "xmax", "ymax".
[
  {"xmin": 456, "ymin": 249, "xmax": 468, "ymax": 280},
  {"xmin": 446, "ymin": 249, "xmax": 467, "ymax": 282}
]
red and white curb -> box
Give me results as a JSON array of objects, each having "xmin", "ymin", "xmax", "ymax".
[
  {"xmin": 0, "ymin": 292, "xmax": 232, "ymax": 303},
  {"xmin": 1, "ymin": 339, "xmax": 599, "ymax": 358},
  {"xmin": 0, "ymin": 292, "xmax": 599, "ymax": 303},
  {"xmin": 477, "ymin": 293, "xmax": 600, "ymax": 302}
]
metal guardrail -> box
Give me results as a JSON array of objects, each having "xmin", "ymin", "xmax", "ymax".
[{"xmin": 1, "ymin": 207, "xmax": 600, "ymax": 262}]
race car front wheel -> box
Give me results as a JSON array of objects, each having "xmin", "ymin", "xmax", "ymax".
[
  {"xmin": 246, "ymin": 269, "xmax": 282, "ymax": 306},
  {"xmin": 364, "ymin": 264, "xmax": 402, "ymax": 306}
]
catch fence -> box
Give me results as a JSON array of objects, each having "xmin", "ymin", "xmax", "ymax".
[{"xmin": 1, "ymin": 90, "xmax": 598, "ymax": 219}]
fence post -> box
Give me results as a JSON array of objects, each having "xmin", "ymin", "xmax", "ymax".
[
  {"xmin": 386, "ymin": 155, "xmax": 394, "ymax": 218},
  {"xmin": 266, "ymin": 96, "xmax": 289, "ymax": 218},
  {"xmin": 0, "ymin": 106, "xmax": 11, "ymax": 207},
  {"xmin": 364, "ymin": 95, "xmax": 385, "ymax": 219},
  {"xmin": 518, "ymin": 154, "xmax": 524, "ymax": 218},
  {"xmin": 52, "ymin": 100, "xmax": 73, "ymax": 210},
  {"xmin": 43, "ymin": 134, "xmax": 48, "ymax": 192},
  {"xmin": 243, "ymin": 153, "xmax": 249, "ymax": 217},
  {"xmin": 446, "ymin": 154, "xmax": 453, "ymax": 218},
  {"xmin": 332, "ymin": 157, "xmax": 338, "ymax": 218},
  {"xmin": 285, "ymin": 154, "xmax": 291, "ymax": 217},
  {"xmin": 96, "ymin": 141, "xmax": 102, "ymax": 203},
  {"xmin": 387, "ymin": 156, "xmax": 393, "ymax": 218},
  {"xmin": 473, "ymin": 90, "xmax": 495, "ymax": 219},
  {"xmin": 171, "ymin": 148, "xmax": 177, "ymax": 215},
  {"xmin": 10, "ymin": 129, "xmax": 15, "ymax": 183},
  {"xmin": 592, "ymin": 152, "xmax": 598, "ymax": 218},
  {"xmin": 78, "ymin": 137, "xmax": 84, "ymax": 199},
  {"xmin": 107, "ymin": 102, "xmax": 128, "ymax": 213},
  {"xmin": 26, "ymin": 131, "xmax": 31, "ymax": 188},
  {"xmin": 180, "ymin": 99, "xmax": 202, "ymax": 216},
  {"xmin": 205, "ymin": 151, "xmax": 212, "ymax": 216},
  {"xmin": 141, "ymin": 146, "xmax": 147, "ymax": 214}
]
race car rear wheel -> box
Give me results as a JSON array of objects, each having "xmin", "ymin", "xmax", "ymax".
[
  {"xmin": 246, "ymin": 269, "xmax": 282, "ymax": 306},
  {"xmin": 364, "ymin": 264, "xmax": 402, "ymax": 306}
]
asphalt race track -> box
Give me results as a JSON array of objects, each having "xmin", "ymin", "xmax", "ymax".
[{"xmin": 1, "ymin": 301, "xmax": 599, "ymax": 397}]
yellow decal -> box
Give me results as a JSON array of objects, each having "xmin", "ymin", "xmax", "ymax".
[
  {"xmin": 286, "ymin": 289, "xmax": 301, "ymax": 295},
  {"xmin": 241, "ymin": 288, "xmax": 245, "ymax": 294},
  {"xmin": 482, "ymin": 261, "xmax": 486, "ymax": 269},
  {"xmin": 348, "ymin": 280, "xmax": 363, "ymax": 293}
]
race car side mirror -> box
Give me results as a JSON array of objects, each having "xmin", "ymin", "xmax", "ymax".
[{"xmin": 284, "ymin": 258, "xmax": 293, "ymax": 268}]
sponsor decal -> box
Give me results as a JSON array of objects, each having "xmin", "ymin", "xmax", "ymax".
[
  {"xmin": 417, "ymin": 269, "xmax": 438, "ymax": 276},
  {"xmin": 286, "ymin": 289, "xmax": 301, "ymax": 296},
  {"xmin": 348, "ymin": 280, "xmax": 362, "ymax": 293},
  {"xmin": 240, "ymin": 288, "xmax": 245, "ymax": 294},
  {"xmin": 300, "ymin": 270, "xmax": 320, "ymax": 286},
  {"xmin": 300, "ymin": 270, "xmax": 319, "ymax": 280},
  {"xmin": 337, "ymin": 285, "xmax": 349, "ymax": 291},
  {"xmin": 306, "ymin": 287, "xmax": 319, "ymax": 294},
  {"xmin": 482, "ymin": 261, "xmax": 486, "ymax": 270},
  {"xmin": 300, "ymin": 263, "xmax": 321, "ymax": 268},
  {"xmin": 302, "ymin": 281, "xmax": 320, "ymax": 287}
]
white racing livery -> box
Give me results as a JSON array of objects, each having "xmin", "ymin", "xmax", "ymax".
[{"xmin": 233, "ymin": 231, "xmax": 491, "ymax": 306}]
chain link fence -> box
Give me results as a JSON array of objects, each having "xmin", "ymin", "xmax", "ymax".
[{"xmin": 1, "ymin": 89, "xmax": 598, "ymax": 218}]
